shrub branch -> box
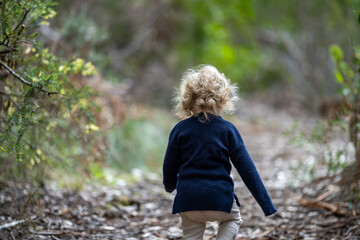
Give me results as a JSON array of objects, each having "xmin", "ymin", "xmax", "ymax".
[
  {"xmin": 13, "ymin": 8, "xmax": 30, "ymax": 33},
  {"xmin": 0, "ymin": 59, "xmax": 58, "ymax": 96}
]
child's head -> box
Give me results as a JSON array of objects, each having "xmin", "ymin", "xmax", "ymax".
[{"xmin": 174, "ymin": 65, "xmax": 238, "ymax": 119}]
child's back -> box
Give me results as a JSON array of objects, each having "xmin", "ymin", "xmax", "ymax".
[
  {"xmin": 165, "ymin": 113, "xmax": 238, "ymax": 214},
  {"xmin": 163, "ymin": 65, "xmax": 277, "ymax": 240}
]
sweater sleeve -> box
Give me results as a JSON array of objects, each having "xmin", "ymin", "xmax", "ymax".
[
  {"xmin": 162, "ymin": 127, "xmax": 181, "ymax": 193},
  {"xmin": 229, "ymin": 127, "xmax": 277, "ymax": 216}
]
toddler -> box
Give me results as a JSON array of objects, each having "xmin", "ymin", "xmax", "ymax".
[{"xmin": 163, "ymin": 65, "xmax": 277, "ymax": 240}]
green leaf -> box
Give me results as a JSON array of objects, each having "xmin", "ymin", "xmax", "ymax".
[
  {"xmin": 334, "ymin": 70, "xmax": 343, "ymax": 83},
  {"xmin": 329, "ymin": 45, "xmax": 343, "ymax": 61},
  {"xmin": 358, "ymin": 12, "xmax": 360, "ymax": 24},
  {"xmin": 29, "ymin": 32, "xmax": 39, "ymax": 40}
]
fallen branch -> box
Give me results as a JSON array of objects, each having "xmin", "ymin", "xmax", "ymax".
[
  {"xmin": 0, "ymin": 59, "xmax": 58, "ymax": 96},
  {"xmin": 31, "ymin": 230, "xmax": 87, "ymax": 236},
  {"xmin": 0, "ymin": 215, "xmax": 36, "ymax": 230},
  {"xmin": 0, "ymin": 219, "xmax": 27, "ymax": 230},
  {"xmin": 294, "ymin": 195, "xmax": 349, "ymax": 216},
  {"xmin": 314, "ymin": 188, "xmax": 340, "ymax": 202},
  {"xmin": 304, "ymin": 217, "xmax": 358, "ymax": 233}
]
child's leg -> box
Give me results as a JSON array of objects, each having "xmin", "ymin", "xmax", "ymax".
[
  {"xmin": 216, "ymin": 201, "xmax": 242, "ymax": 240},
  {"xmin": 180, "ymin": 211, "xmax": 206, "ymax": 240}
]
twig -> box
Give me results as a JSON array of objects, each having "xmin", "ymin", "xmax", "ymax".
[
  {"xmin": 13, "ymin": 8, "xmax": 30, "ymax": 33},
  {"xmin": 314, "ymin": 189, "xmax": 339, "ymax": 202},
  {"xmin": 31, "ymin": 230, "xmax": 87, "ymax": 236},
  {"xmin": 0, "ymin": 215, "xmax": 37, "ymax": 230},
  {"xmin": 14, "ymin": 0, "xmax": 22, "ymax": 7},
  {"xmin": 0, "ymin": 49, "xmax": 11, "ymax": 54},
  {"xmin": 0, "ymin": 59, "xmax": 58, "ymax": 96},
  {"xmin": 13, "ymin": 24, "xmax": 25, "ymax": 49},
  {"xmin": 15, "ymin": 39, "xmax": 35, "ymax": 45},
  {"xmin": 10, "ymin": 232, "xmax": 16, "ymax": 240},
  {"xmin": 2, "ymin": 32, "xmax": 10, "ymax": 46},
  {"xmin": 0, "ymin": 219, "xmax": 27, "ymax": 230},
  {"xmin": 304, "ymin": 216, "xmax": 358, "ymax": 233}
]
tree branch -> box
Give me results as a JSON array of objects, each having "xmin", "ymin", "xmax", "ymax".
[
  {"xmin": 1, "ymin": 32, "xmax": 10, "ymax": 46},
  {"xmin": 14, "ymin": 0, "xmax": 23, "ymax": 7},
  {"xmin": 0, "ymin": 49, "xmax": 11, "ymax": 55},
  {"xmin": 0, "ymin": 59, "xmax": 58, "ymax": 96},
  {"xmin": 13, "ymin": 8, "xmax": 30, "ymax": 33},
  {"xmin": 13, "ymin": 24, "xmax": 25, "ymax": 49}
]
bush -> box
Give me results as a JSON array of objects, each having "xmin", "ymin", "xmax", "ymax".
[{"xmin": 0, "ymin": 0, "xmax": 99, "ymax": 182}]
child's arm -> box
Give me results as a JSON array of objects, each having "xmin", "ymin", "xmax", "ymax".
[
  {"xmin": 229, "ymin": 128, "xmax": 277, "ymax": 216},
  {"xmin": 162, "ymin": 128, "xmax": 181, "ymax": 193}
]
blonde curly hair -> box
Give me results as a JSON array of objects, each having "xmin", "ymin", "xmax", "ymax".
[{"xmin": 174, "ymin": 65, "xmax": 239, "ymax": 120}]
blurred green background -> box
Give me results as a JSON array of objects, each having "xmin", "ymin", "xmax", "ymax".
[
  {"xmin": 1, "ymin": 0, "xmax": 360, "ymax": 186},
  {"xmin": 50, "ymin": 0, "xmax": 360, "ymax": 107}
]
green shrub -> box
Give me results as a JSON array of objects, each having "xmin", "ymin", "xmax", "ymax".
[{"xmin": 0, "ymin": 0, "xmax": 99, "ymax": 182}]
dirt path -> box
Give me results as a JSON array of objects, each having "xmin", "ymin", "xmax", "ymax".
[{"xmin": 1, "ymin": 99, "xmax": 359, "ymax": 239}]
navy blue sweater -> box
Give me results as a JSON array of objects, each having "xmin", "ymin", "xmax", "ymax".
[{"xmin": 162, "ymin": 113, "xmax": 277, "ymax": 216}]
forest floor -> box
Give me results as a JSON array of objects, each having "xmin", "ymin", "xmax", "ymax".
[{"xmin": 1, "ymin": 98, "xmax": 359, "ymax": 240}]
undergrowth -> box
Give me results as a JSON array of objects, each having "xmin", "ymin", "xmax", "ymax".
[
  {"xmin": 46, "ymin": 106, "xmax": 177, "ymax": 189},
  {"xmin": 283, "ymin": 120, "xmax": 353, "ymax": 183}
]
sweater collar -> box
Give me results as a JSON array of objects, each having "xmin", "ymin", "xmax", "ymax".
[{"xmin": 193, "ymin": 112, "xmax": 222, "ymax": 121}]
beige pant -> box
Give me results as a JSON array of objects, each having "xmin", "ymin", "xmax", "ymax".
[{"xmin": 180, "ymin": 200, "xmax": 242, "ymax": 240}]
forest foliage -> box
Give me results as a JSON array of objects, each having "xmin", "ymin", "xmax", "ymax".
[
  {"xmin": 0, "ymin": 0, "xmax": 99, "ymax": 181},
  {"xmin": 1, "ymin": 0, "xmax": 360, "ymax": 185},
  {"xmin": 51, "ymin": 0, "xmax": 360, "ymax": 106}
]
